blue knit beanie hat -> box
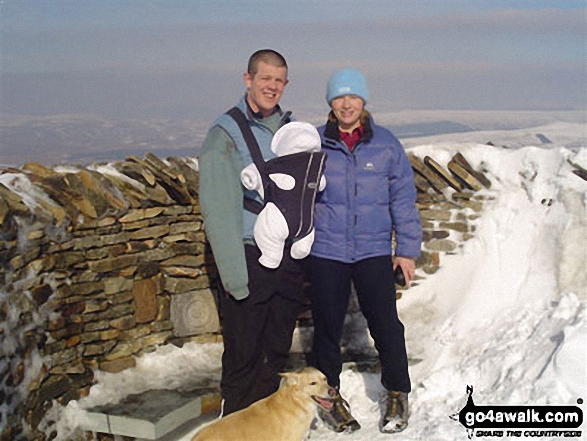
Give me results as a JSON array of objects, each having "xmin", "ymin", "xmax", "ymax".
[{"xmin": 326, "ymin": 68, "xmax": 369, "ymax": 105}]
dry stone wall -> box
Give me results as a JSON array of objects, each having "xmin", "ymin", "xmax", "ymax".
[
  {"xmin": 0, "ymin": 154, "xmax": 221, "ymax": 440},
  {"xmin": 408, "ymin": 152, "xmax": 492, "ymax": 290},
  {"xmin": 0, "ymin": 150, "xmax": 491, "ymax": 440}
]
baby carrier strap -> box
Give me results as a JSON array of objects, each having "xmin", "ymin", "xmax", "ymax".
[
  {"xmin": 226, "ymin": 107, "xmax": 266, "ymax": 176},
  {"xmin": 226, "ymin": 107, "xmax": 267, "ymax": 215}
]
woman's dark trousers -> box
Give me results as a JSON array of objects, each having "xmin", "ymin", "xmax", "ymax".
[{"xmin": 308, "ymin": 255, "xmax": 411, "ymax": 393}]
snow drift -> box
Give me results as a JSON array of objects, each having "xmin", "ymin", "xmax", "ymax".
[{"xmin": 52, "ymin": 122, "xmax": 586, "ymax": 441}]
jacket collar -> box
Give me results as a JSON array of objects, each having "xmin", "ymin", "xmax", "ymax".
[
  {"xmin": 243, "ymin": 94, "xmax": 290, "ymax": 121},
  {"xmin": 237, "ymin": 95, "xmax": 292, "ymax": 126},
  {"xmin": 323, "ymin": 111, "xmax": 373, "ymax": 145}
]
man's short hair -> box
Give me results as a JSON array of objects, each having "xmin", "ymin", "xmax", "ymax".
[{"xmin": 247, "ymin": 49, "xmax": 288, "ymax": 76}]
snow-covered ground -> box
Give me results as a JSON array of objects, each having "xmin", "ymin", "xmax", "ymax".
[{"xmin": 53, "ymin": 122, "xmax": 586, "ymax": 440}]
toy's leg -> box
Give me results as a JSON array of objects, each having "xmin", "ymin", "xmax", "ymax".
[
  {"xmin": 291, "ymin": 228, "xmax": 315, "ymax": 260},
  {"xmin": 254, "ymin": 203, "xmax": 289, "ymax": 269}
]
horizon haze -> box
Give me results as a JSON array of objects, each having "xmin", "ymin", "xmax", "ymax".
[{"xmin": 1, "ymin": 1, "xmax": 586, "ymax": 165}]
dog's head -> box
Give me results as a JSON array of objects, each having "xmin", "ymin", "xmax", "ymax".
[{"xmin": 279, "ymin": 367, "xmax": 335, "ymax": 411}]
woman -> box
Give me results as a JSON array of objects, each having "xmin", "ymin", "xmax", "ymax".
[{"xmin": 308, "ymin": 68, "xmax": 422, "ymax": 434}]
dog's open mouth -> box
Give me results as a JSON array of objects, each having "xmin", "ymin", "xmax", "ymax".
[{"xmin": 312, "ymin": 395, "xmax": 334, "ymax": 411}]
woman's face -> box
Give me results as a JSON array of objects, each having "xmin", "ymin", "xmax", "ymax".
[{"xmin": 331, "ymin": 94, "xmax": 364, "ymax": 131}]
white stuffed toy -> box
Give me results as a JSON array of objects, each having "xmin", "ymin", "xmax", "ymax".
[{"xmin": 241, "ymin": 122, "xmax": 326, "ymax": 268}]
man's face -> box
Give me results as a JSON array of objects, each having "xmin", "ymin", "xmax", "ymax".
[{"xmin": 244, "ymin": 61, "xmax": 289, "ymax": 117}]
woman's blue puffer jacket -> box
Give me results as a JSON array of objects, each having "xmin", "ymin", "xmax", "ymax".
[{"xmin": 311, "ymin": 116, "xmax": 422, "ymax": 263}]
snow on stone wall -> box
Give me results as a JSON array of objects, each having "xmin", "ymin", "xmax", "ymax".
[{"xmin": 0, "ymin": 151, "xmax": 490, "ymax": 440}]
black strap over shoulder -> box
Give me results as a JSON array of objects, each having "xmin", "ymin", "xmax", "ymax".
[
  {"xmin": 243, "ymin": 197, "xmax": 263, "ymax": 215},
  {"xmin": 226, "ymin": 107, "xmax": 266, "ymax": 173},
  {"xmin": 226, "ymin": 106, "xmax": 267, "ymax": 214}
]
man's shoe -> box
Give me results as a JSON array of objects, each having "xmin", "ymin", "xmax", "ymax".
[
  {"xmin": 318, "ymin": 391, "xmax": 361, "ymax": 433},
  {"xmin": 381, "ymin": 390, "xmax": 409, "ymax": 433}
]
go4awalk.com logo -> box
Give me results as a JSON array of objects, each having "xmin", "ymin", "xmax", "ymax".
[{"xmin": 450, "ymin": 386, "xmax": 583, "ymax": 439}]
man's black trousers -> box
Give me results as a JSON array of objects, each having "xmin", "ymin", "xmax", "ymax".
[
  {"xmin": 219, "ymin": 244, "xmax": 306, "ymax": 415},
  {"xmin": 307, "ymin": 254, "xmax": 411, "ymax": 393}
]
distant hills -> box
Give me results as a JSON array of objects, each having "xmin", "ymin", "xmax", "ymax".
[
  {"xmin": 0, "ymin": 114, "xmax": 208, "ymax": 167},
  {"xmin": 1, "ymin": 110, "xmax": 584, "ymax": 167},
  {"xmin": 388, "ymin": 121, "xmax": 472, "ymax": 138}
]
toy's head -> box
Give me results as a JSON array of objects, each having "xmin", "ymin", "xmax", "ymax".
[{"xmin": 271, "ymin": 122, "xmax": 321, "ymax": 156}]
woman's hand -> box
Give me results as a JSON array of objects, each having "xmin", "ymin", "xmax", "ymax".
[{"xmin": 393, "ymin": 256, "xmax": 416, "ymax": 286}]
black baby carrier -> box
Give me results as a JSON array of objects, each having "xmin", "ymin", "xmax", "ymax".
[{"xmin": 226, "ymin": 107, "xmax": 326, "ymax": 240}]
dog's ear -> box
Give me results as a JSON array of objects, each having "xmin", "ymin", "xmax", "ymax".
[{"xmin": 278, "ymin": 372, "xmax": 299, "ymax": 385}]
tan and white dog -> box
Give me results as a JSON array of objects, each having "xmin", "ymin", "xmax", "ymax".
[{"xmin": 191, "ymin": 367, "xmax": 334, "ymax": 441}]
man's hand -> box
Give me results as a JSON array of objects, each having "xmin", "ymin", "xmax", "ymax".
[{"xmin": 393, "ymin": 256, "xmax": 416, "ymax": 286}]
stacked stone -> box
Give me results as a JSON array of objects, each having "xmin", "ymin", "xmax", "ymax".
[
  {"xmin": 0, "ymin": 154, "xmax": 220, "ymax": 440},
  {"xmin": 403, "ymin": 152, "xmax": 492, "ymax": 297},
  {"xmin": 0, "ymin": 150, "xmax": 492, "ymax": 440}
]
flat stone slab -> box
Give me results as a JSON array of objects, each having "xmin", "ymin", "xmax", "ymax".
[
  {"xmin": 82, "ymin": 386, "xmax": 220, "ymax": 440},
  {"xmin": 80, "ymin": 353, "xmax": 417, "ymax": 440}
]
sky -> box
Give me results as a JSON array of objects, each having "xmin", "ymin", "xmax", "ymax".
[
  {"xmin": 1, "ymin": 0, "xmax": 586, "ymax": 122},
  {"xmin": 33, "ymin": 122, "xmax": 585, "ymax": 440}
]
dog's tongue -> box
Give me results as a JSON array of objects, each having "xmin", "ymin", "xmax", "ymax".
[{"xmin": 312, "ymin": 396, "xmax": 334, "ymax": 411}]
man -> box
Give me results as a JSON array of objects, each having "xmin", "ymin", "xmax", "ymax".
[{"xmin": 198, "ymin": 50, "xmax": 306, "ymax": 415}]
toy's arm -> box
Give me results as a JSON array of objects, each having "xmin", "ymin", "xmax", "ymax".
[{"xmin": 241, "ymin": 163, "xmax": 264, "ymax": 199}]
